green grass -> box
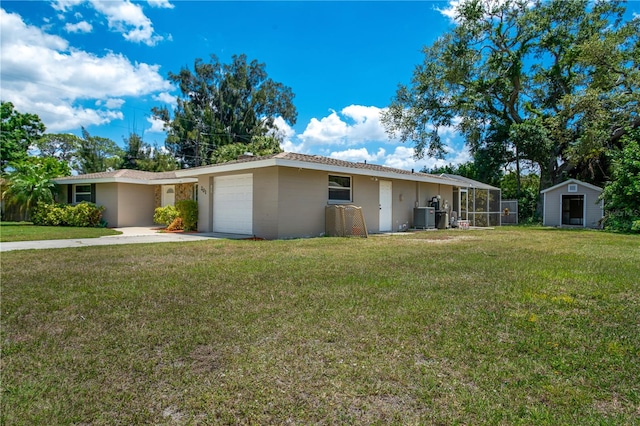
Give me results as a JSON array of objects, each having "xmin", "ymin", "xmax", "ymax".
[
  {"xmin": 1, "ymin": 228, "xmax": 638, "ymax": 424},
  {"xmin": 0, "ymin": 222, "xmax": 121, "ymax": 242}
]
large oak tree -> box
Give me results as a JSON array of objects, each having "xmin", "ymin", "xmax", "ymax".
[
  {"xmin": 382, "ymin": 0, "xmax": 639, "ymax": 199},
  {"xmin": 152, "ymin": 54, "xmax": 297, "ymax": 168}
]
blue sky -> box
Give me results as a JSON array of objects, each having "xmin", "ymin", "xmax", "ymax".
[{"xmin": 2, "ymin": 1, "xmax": 638, "ymax": 172}]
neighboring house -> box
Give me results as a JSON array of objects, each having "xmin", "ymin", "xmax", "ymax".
[
  {"xmin": 53, "ymin": 152, "xmax": 501, "ymax": 237},
  {"xmin": 541, "ymin": 179, "xmax": 604, "ymax": 229},
  {"xmin": 53, "ymin": 170, "xmax": 197, "ymax": 228}
]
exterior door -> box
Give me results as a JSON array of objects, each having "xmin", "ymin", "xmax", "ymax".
[
  {"xmin": 562, "ymin": 195, "xmax": 584, "ymax": 226},
  {"xmin": 213, "ymin": 174, "xmax": 253, "ymax": 234},
  {"xmin": 161, "ymin": 185, "xmax": 175, "ymax": 207},
  {"xmin": 379, "ymin": 180, "xmax": 392, "ymax": 232}
]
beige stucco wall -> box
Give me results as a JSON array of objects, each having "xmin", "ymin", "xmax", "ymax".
[
  {"xmin": 254, "ymin": 167, "xmax": 281, "ymax": 239},
  {"xmin": 195, "ymin": 166, "xmax": 459, "ymax": 238},
  {"xmin": 273, "ymin": 167, "xmax": 325, "ymax": 238},
  {"xmin": 543, "ymin": 182, "xmax": 603, "ymax": 228},
  {"xmin": 352, "ymin": 176, "xmax": 379, "ymax": 233},
  {"xmin": 95, "ymin": 183, "xmax": 119, "ymax": 227},
  {"xmin": 197, "ymin": 176, "xmax": 212, "ymax": 232},
  {"xmin": 113, "ymin": 183, "xmax": 156, "ymax": 227}
]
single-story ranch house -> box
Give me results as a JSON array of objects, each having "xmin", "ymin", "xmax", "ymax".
[
  {"xmin": 541, "ymin": 178, "xmax": 604, "ymax": 229},
  {"xmin": 53, "ymin": 170, "xmax": 198, "ymax": 228},
  {"xmin": 54, "ymin": 152, "xmax": 502, "ymax": 239}
]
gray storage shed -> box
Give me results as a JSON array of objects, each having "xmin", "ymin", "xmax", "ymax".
[{"xmin": 541, "ymin": 179, "xmax": 604, "ymax": 229}]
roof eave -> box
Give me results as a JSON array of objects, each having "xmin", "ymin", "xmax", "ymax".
[
  {"xmin": 540, "ymin": 178, "xmax": 602, "ymax": 194},
  {"xmin": 53, "ymin": 177, "xmax": 197, "ymax": 185},
  {"xmin": 175, "ymin": 157, "xmax": 464, "ymax": 185}
]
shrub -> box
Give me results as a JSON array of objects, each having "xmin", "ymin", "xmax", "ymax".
[
  {"xmin": 602, "ymin": 128, "xmax": 640, "ymax": 233},
  {"xmin": 32, "ymin": 202, "xmax": 104, "ymax": 227},
  {"xmin": 166, "ymin": 217, "xmax": 184, "ymax": 231},
  {"xmin": 175, "ymin": 200, "xmax": 198, "ymax": 231},
  {"xmin": 153, "ymin": 205, "xmax": 179, "ymax": 226}
]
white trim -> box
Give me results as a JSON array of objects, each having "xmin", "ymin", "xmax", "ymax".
[
  {"xmin": 328, "ymin": 174, "xmax": 352, "ymax": 203},
  {"xmin": 560, "ymin": 193, "xmax": 587, "ymax": 227},
  {"xmin": 543, "ymin": 192, "xmax": 547, "ymax": 226},
  {"xmin": 541, "ymin": 178, "xmax": 602, "ymax": 194},
  {"xmin": 175, "ymin": 157, "xmax": 463, "ymax": 186},
  {"xmin": 73, "ymin": 184, "xmax": 92, "ymax": 204},
  {"xmin": 54, "ymin": 177, "xmax": 197, "ymax": 185},
  {"xmin": 379, "ymin": 180, "xmax": 393, "ymax": 232}
]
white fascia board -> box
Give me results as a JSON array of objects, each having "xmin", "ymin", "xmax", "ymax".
[
  {"xmin": 174, "ymin": 158, "xmax": 278, "ymax": 177},
  {"xmin": 176, "ymin": 157, "xmax": 462, "ymax": 186},
  {"xmin": 540, "ymin": 178, "xmax": 603, "ymax": 194},
  {"xmin": 151, "ymin": 178, "xmax": 197, "ymax": 185},
  {"xmin": 53, "ymin": 177, "xmax": 197, "ymax": 185}
]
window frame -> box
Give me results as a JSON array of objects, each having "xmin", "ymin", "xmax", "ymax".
[
  {"xmin": 74, "ymin": 184, "xmax": 93, "ymax": 204},
  {"xmin": 328, "ymin": 174, "xmax": 352, "ymax": 203}
]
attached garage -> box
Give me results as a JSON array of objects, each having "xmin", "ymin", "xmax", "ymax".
[{"xmin": 213, "ymin": 174, "xmax": 253, "ymax": 234}]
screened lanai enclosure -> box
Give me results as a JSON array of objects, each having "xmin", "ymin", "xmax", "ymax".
[{"xmin": 442, "ymin": 175, "xmax": 502, "ymax": 227}]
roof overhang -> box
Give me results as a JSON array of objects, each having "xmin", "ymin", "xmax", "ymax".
[
  {"xmin": 53, "ymin": 177, "xmax": 197, "ymax": 185},
  {"xmin": 540, "ymin": 178, "xmax": 602, "ymax": 194},
  {"xmin": 175, "ymin": 157, "xmax": 464, "ymax": 186}
]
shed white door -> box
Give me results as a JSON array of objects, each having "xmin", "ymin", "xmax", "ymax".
[
  {"xmin": 379, "ymin": 180, "xmax": 393, "ymax": 232},
  {"xmin": 213, "ymin": 174, "xmax": 253, "ymax": 234}
]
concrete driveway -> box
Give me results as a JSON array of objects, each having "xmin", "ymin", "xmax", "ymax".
[{"xmin": 0, "ymin": 227, "xmax": 250, "ymax": 252}]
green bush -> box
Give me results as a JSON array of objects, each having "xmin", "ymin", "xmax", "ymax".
[
  {"xmin": 175, "ymin": 200, "xmax": 198, "ymax": 231},
  {"xmin": 602, "ymin": 128, "xmax": 640, "ymax": 233},
  {"xmin": 153, "ymin": 205, "xmax": 179, "ymax": 226},
  {"xmin": 32, "ymin": 202, "xmax": 104, "ymax": 227}
]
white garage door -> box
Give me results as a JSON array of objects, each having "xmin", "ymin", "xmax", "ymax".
[{"xmin": 213, "ymin": 174, "xmax": 253, "ymax": 234}]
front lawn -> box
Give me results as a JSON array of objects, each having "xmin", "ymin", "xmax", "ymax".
[
  {"xmin": 1, "ymin": 228, "xmax": 638, "ymax": 424},
  {"xmin": 0, "ymin": 222, "xmax": 121, "ymax": 242}
]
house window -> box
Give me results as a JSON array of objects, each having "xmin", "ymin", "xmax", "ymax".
[
  {"xmin": 568, "ymin": 184, "xmax": 578, "ymax": 193},
  {"xmin": 328, "ymin": 175, "xmax": 352, "ymax": 202},
  {"xmin": 74, "ymin": 184, "xmax": 92, "ymax": 203}
]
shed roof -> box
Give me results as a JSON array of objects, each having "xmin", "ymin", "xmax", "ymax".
[{"xmin": 540, "ymin": 178, "xmax": 602, "ymax": 194}]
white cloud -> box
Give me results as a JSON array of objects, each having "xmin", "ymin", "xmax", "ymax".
[
  {"xmin": 300, "ymin": 110, "xmax": 349, "ymax": 144},
  {"xmin": 298, "ymin": 105, "xmax": 391, "ymax": 149},
  {"xmin": 97, "ymin": 98, "xmax": 126, "ymax": 109},
  {"xmin": 64, "ymin": 20, "xmax": 92, "ymax": 33},
  {"xmin": 146, "ymin": 116, "xmax": 166, "ymax": 133},
  {"xmin": 274, "ymin": 105, "xmax": 468, "ymax": 172},
  {"xmin": 329, "ymin": 147, "xmax": 386, "ymax": 164},
  {"xmin": 152, "ymin": 91, "xmax": 177, "ymax": 105},
  {"xmin": 437, "ymin": 0, "xmax": 530, "ymax": 23},
  {"xmin": 91, "ymin": 0, "xmax": 162, "ymax": 45},
  {"xmin": 52, "ymin": 0, "xmax": 165, "ymax": 46},
  {"xmin": 147, "ymin": 0, "xmax": 174, "ymax": 9},
  {"xmin": 51, "ymin": 0, "xmax": 84, "ymax": 12},
  {"xmin": 0, "ymin": 9, "xmax": 172, "ymax": 132},
  {"xmin": 436, "ymin": 0, "xmax": 463, "ymax": 21},
  {"xmin": 381, "ymin": 145, "xmax": 471, "ymax": 172}
]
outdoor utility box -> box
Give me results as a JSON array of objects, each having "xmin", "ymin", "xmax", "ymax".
[
  {"xmin": 436, "ymin": 211, "xmax": 449, "ymax": 229},
  {"xmin": 414, "ymin": 207, "xmax": 435, "ymax": 229}
]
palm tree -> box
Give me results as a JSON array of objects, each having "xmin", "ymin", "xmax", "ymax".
[{"xmin": 2, "ymin": 161, "xmax": 57, "ymax": 221}]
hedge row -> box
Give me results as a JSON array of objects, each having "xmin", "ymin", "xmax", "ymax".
[{"xmin": 32, "ymin": 202, "xmax": 105, "ymax": 227}]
